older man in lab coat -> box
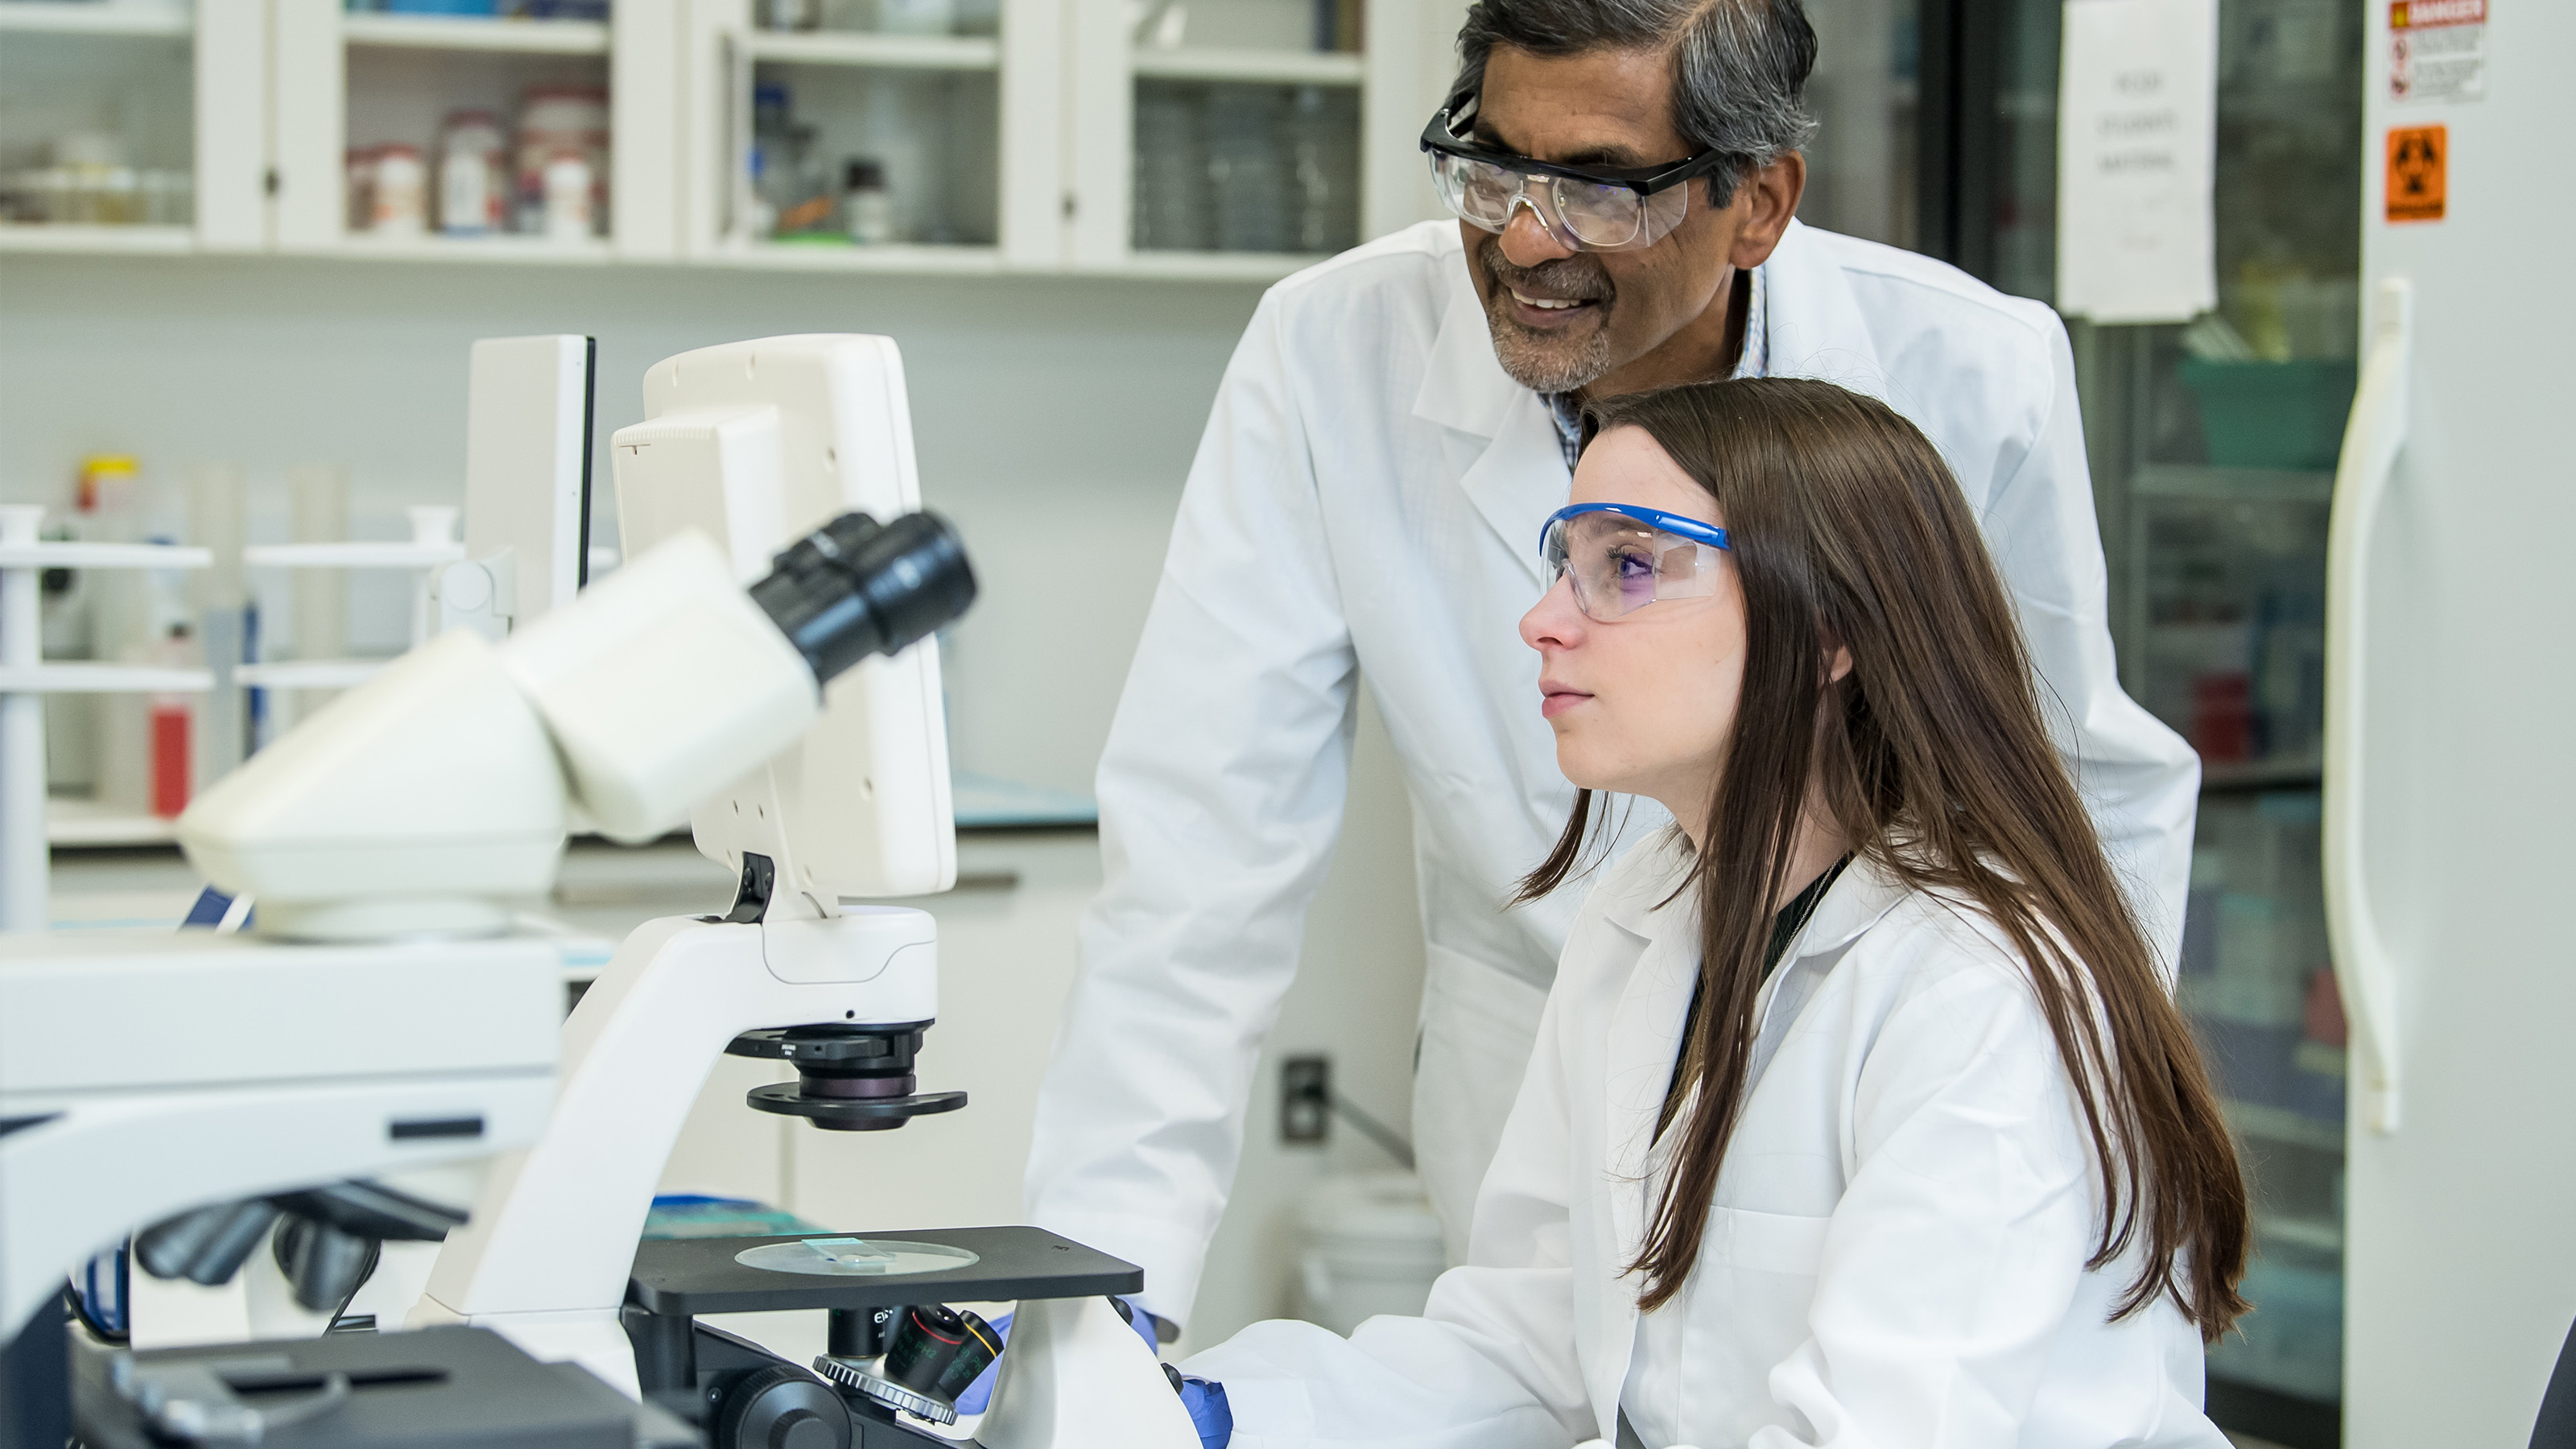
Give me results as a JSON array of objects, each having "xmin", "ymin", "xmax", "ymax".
[{"xmin": 1026, "ymin": 0, "xmax": 2197, "ymax": 1332}]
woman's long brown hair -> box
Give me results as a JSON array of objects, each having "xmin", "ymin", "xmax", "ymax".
[{"xmin": 1519, "ymin": 378, "xmax": 2248, "ymax": 1337}]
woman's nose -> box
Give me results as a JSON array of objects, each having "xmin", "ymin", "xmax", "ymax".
[{"xmin": 1521, "ymin": 576, "xmax": 1586, "ymax": 651}]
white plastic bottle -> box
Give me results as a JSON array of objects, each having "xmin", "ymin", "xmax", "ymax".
[
  {"xmin": 542, "ymin": 151, "xmax": 595, "ymax": 242},
  {"xmin": 436, "ymin": 110, "xmax": 507, "ymax": 237},
  {"xmin": 369, "ymin": 145, "xmax": 427, "ymax": 235}
]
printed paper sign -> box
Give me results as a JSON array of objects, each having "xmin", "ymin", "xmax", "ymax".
[
  {"xmin": 2386, "ymin": 125, "xmax": 2448, "ymax": 222},
  {"xmin": 2055, "ymin": 0, "xmax": 2219, "ymax": 323},
  {"xmin": 2392, "ymin": 0, "xmax": 2487, "ymax": 104}
]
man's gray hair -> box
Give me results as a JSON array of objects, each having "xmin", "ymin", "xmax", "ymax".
[{"xmin": 1453, "ymin": 0, "xmax": 1818, "ymax": 208}]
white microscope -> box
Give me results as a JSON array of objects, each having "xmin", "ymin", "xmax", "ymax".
[{"xmin": 6, "ymin": 335, "xmax": 1199, "ymax": 1449}]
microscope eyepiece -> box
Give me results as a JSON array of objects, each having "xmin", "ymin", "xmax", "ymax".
[{"xmin": 750, "ymin": 510, "xmax": 978, "ymax": 685}]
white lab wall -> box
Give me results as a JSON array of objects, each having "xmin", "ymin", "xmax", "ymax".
[{"xmin": 0, "ymin": 252, "xmax": 1262, "ymax": 794}]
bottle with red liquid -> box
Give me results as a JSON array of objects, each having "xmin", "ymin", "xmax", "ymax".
[{"xmin": 149, "ymin": 622, "xmax": 192, "ymax": 818}]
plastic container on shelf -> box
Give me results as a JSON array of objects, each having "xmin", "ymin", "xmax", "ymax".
[
  {"xmin": 369, "ymin": 145, "xmax": 428, "ymax": 234},
  {"xmin": 1208, "ymin": 86, "xmax": 1290, "ymax": 252},
  {"xmin": 345, "ymin": 147, "xmax": 378, "ymax": 231},
  {"xmin": 515, "ymin": 85, "xmax": 610, "ymax": 236},
  {"xmin": 1287, "ymin": 1173, "xmax": 1447, "ymax": 1337},
  {"xmin": 515, "ymin": 85, "xmax": 609, "ymax": 236},
  {"xmin": 540, "ymin": 151, "xmax": 594, "ymax": 241},
  {"xmin": 0, "ymin": 134, "xmax": 192, "ymax": 228},
  {"xmin": 844, "ymin": 159, "xmax": 893, "ymax": 245},
  {"xmin": 437, "ymin": 110, "xmax": 509, "ymax": 237},
  {"xmin": 1133, "ymin": 83, "xmax": 1210, "ymax": 250},
  {"xmin": 1281, "ymin": 84, "xmax": 1356, "ymax": 253},
  {"xmin": 2177, "ymin": 358, "xmax": 2361, "ymax": 472},
  {"xmin": 875, "ymin": 0, "xmax": 954, "ymax": 35}
]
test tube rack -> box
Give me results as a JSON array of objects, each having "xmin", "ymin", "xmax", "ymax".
[{"xmin": 0, "ymin": 504, "xmax": 213, "ymax": 932}]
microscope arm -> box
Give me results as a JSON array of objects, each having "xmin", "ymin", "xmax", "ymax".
[{"xmin": 407, "ymin": 910, "xmax": 936, "ymax": 1395}]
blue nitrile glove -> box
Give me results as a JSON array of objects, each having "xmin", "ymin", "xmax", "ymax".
[
  {"xmin": 1176, "ymin": 1375, "xmax": 1232, "ymax": 1448},
  {"xmin": 950, "ymin": 1295, "xmax": 1162, "ymax": 1415}
]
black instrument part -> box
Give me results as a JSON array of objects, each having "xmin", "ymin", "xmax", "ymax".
[
  {"xmin": 749, "ymin": 510, "xmax": 977, "ymax": 686},
  {"xmin": 134, "ymin": 1201, "xmax": 282, "ymax": 1286},
  {"xmin": 270, "ymin": 1217, "xmax": 382, "ymax": 1315},
  {"xmin": 726, "ymin": 1025, "xmax": 965, "ymax": 1133},
  {"xmin": 811, "ymin": 1356, "xmax": 952, "ymax": 1428},
  {"xmin": 711, "ymin": 1363, "xmax": 850, "ymax": 1449},
  {"xmin": 266, "ymin": 1180, "xmax": 464, "ymax": 1242}
]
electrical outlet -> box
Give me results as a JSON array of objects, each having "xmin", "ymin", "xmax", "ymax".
[{"xmin": 1281, "ymin": 1055, "xmax": 1330, "ymax": 1145}]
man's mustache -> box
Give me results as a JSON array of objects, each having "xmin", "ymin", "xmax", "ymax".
[{"xmin": 1480, "ymin": 245, "xmax": 1614, "ymax": 304}]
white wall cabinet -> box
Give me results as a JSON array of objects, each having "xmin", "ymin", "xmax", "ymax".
[{"xmin": 0, "ymin": 0, "xmax": 1459, "ymax": 279}]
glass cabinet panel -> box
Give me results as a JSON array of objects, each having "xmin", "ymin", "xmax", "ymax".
[
  {"xmin": 1127, "ymin": 0, "xmax": 1359, "ymax": 258},
  {"xmin": 0, "ymin": 6, "xmax": 197, "ymax": 231},
  {"xmin": 741, "ymin": 59, "xmax": 998, "ymax": 247},
  {"xmin": 1947, "ymin": 0, "xmax": 2365, "ymax": 1442},
  {"xmin": 341, "ymin": 37, "xmax": 613, "ymax": 245},
  {"xmin": 1795, "ymin": 0, "xmax": 1918, "ymax": 250}
]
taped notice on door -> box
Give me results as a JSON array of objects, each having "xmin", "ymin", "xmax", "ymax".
[
  {"xmin": 2392, "ymin": 0, "xmax": 2486, "ymax": 104},
  {"xmin": 2055, "ymin": 0, "xmax": 2219, "ymax": 324}
]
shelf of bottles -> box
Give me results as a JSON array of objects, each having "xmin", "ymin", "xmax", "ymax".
[
  {"xmin": 0, "ymin": 0, "xmax": 197, "ymax": 245},
  {"xmin": 1128, "ymin": 0, "xmax": 1359, "ymax": 259},
  {"xmin": 723, "ymin": 0, "xmax": 1002, "ymax": 263},
  {"xmin": 336, "ymin": 0, "xmax": 614, "ymax": 256}
]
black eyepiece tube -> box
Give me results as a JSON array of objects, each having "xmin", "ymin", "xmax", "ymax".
[{"xmin": 749, "ymin": 510, "xmax": 977, "ymax": 685}]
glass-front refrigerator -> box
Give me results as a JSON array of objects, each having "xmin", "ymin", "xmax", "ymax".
[{"xmin": 1912, "ymin": 2, "xmax": 2363, "ymax": 1443}]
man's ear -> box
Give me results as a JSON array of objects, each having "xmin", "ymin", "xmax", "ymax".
[{"xmin": 1729, "ymin": 153, "xmax": 1806, "ymax": 270}]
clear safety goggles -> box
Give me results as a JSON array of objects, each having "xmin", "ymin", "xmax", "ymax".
[
  {"xmin": 1538, "ymin": 502, "xmax": 1732, "ymax": 621},
  {"xmin": 1419, "ymin": 90, "xmax": 1732, "ymax": 253}
]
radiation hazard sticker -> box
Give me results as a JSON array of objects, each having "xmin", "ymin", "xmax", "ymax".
[{"xmin": 2386, "ymin": 125, "xmax": 2447, "ymax": 222}]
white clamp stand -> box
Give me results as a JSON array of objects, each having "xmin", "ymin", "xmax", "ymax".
[
  {"xmin": 235, "ymin": 505, "xmax": 465, "ymax": 693},
  {"xmin": 0, "ymin": 505, "xmax": 213, "ymax": 932}
]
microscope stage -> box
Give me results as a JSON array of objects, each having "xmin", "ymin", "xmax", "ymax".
[{"xmin": 627, "ymin": 1226, "xmax": 1141, "ymax": 1317}]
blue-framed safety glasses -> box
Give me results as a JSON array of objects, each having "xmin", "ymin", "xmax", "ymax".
[{"xmin": 1538, "ymin": 502, "xmax": 1731, "ymax": 621}]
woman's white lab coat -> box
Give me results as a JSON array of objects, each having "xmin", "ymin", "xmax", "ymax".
[{"xmin": 1184, "ymin": 838, "xmax": 2229, "ymax": 1449}]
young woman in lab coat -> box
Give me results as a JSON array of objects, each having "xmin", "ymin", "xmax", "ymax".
[{"xmin": 1180, "ymin": 378, "xmax": 2251, "ymax": 1448}]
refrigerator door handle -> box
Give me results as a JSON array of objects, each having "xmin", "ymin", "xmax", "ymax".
[{"xmin": 2323, "ymin": 276, "xmax": 2413, "ymax": 1136}]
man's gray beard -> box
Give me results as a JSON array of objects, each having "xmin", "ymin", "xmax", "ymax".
[{"xmin": 1484, "ymin": 295, "xmax": 1616, "ymax": 394}]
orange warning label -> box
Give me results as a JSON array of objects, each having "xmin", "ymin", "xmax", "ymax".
[
  {"xmin": 2392, "ymin": 0, "xmax": 2484, "ymax": 27},
  {"xmin": 2387, "ymin": 125, "xmax": 2446, "ymax": 222}
]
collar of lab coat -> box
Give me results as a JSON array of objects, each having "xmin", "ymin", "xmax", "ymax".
[
  {"xmin": 1584, "ymin": 836, "xmax": 1909, "ymax": 1439},
  {"xmin": 1594, "ymin": 838, "xmax": 1910, "ymax": 1187},
  {"xmin": 1408, "ymin": 221, "xmax": 1891, "ymax": 588}
]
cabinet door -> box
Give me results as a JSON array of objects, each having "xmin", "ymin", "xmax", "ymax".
[
  {"xmin": 274, "ymin": 0, "xmax": 673, "ymax": 257},
  {"xmin": 683, "ymin": 0, "xmax": 1026, "ymax": 269},
  {"xmin": 0, "ymin": 0, "xmax": 225, "ymax": 247},
  {"xmin": 1070, "ymin": 0, "xmax": 1391, "ymax": 275}
]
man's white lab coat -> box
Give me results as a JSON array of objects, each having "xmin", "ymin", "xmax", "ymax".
[
  {"xmin": 1181, "ymin": 839, "xmax": 2229, "ymax": 1449},
  {"xmin": 1024, "ymin": 218, "xmax": 2198, "ymax": 1323}
]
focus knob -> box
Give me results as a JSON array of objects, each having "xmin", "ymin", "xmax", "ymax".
[{"xmin": 715, "ymin": 1364, "xmax": 850, "ymax": 1449}]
